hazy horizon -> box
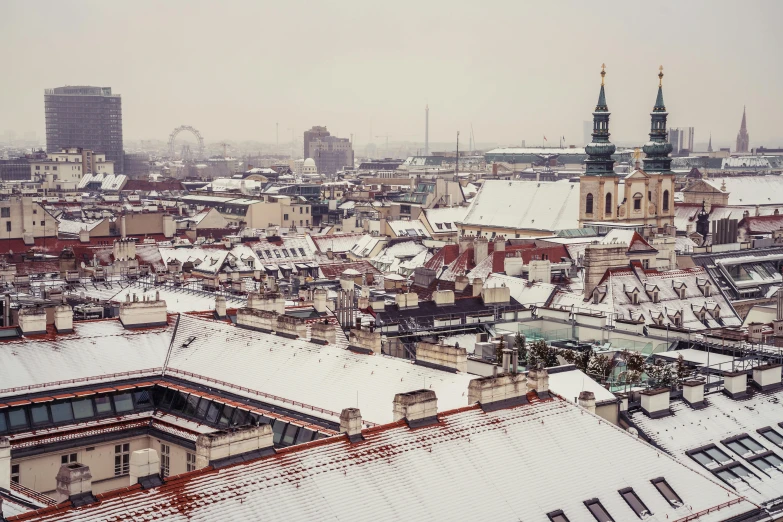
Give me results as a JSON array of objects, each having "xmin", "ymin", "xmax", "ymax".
[{"xmin": 2, "ymin": 0, "xmax": 782, "ymax": 150}]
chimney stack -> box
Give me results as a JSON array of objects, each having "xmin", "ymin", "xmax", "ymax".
[
  {"xmin": 129, "ymin": 448, "xmax": 161, "ymax": 485},
  {"xmin": 723, "ymin": 370, "xmax": 749, "ymax": 399},
  {"xmin": 640, "ymin": 388, "xmax": 671, "ymax": 418},
  {"xmin": 472, "ymin": 278, "xmax": 484, "ymax": 297},
  {"xmin": 578, "ymin": 391, "xmax": 596, "ymax": 414},
  {"xmin": 468, "ymin": 372, "xmax": 528, "ymax": 411},
  {"xmin": 215, "ymin": 295, "xmax": 227, "ymax": 318},
  {"xmin": 526, "ymin": 367, "xmax": 550, "ymax": 396},
  {"xmin": 682, "ymin": 380, "xmax": 705, "ymax": 408},
  {"xmin": 119, "ymin": 297, "xmax": 167, "ymax": 328},
  {"xmin": 340, "ymin": 408, "xmax": 363, "ymax": 442},
  {"xmin": 313, "ymin": 288, "xmax": 328, "ymax": 313},
  {"xmin": 18, "ymin": 307, "xmax": 47, "ymax": 335},
  {"xmin": 455, "ymin": 275, "xmax": 470, "ymax": 293},
  {"xmin": 393, "ymin": 390, "xmax": 438, "ymax": 427},
  {"xmin": 310, "ymin": 320, "xmax": 336, "ymax": 345},
  {"xmin": 195, "ymin": 424, "xmax": 274, "ymax": 469},
  {"xmin": 54, "ymin": 304, "xmax": 74, "ymax": 333},
  {"xmin": 55, "ymin": 463, "xmax": 95, "ymax": 505},
  {"xmin": 0, "ymin": 437, "xmax": 10, "ymax": 491},
  {"xmin": 752, "ymin": 363, "xmax": 782, "ymax": 392}
]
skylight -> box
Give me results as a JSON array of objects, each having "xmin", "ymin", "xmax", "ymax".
[
  {"xmin": 723, "ymin": 434, "xmax": 766, "ymax": 458},
  {"xmin": 546, "ymin": 510, "xmax": 570, "ymax": 522},
  {"xmin": 584, "ymin": 499, "xmax": 614, "ymax": 522},
  {"xmin": 651, "ymin": 478, "xmax": 682, "ymax": 507},
  {"xmin": 619, "ymin": 488, "xmax": 651, "ymax": 519},
  {"xmin": 759, "ymin": 427, "xmax": 783, "ymax": 447},
  {"xmin": 749, "ymin": 453, "xmax": 783, "ymax": 473},
  {"xmin": 716, "ymin": 463, "xmax": 755, "ymax": 488},
  {"xmin": 690, "ymin": 445, "xmax": 733, "ymax": 469}
]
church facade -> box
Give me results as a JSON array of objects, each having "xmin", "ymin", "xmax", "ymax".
[{"xmin": 579, "ymin": 66, "xmax": 675, "ymax": 229}]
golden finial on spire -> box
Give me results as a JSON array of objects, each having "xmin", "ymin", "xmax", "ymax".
[
  {"xmin": 600, "ymin": 63, "xmax": 606, "ymax": 85},
  {"xmin": 658, "ymin": 65, "xmax": 664, "ymax": 87},
  {"xmin": 633, "ymin": 147, "xmax": 641, "ymax": 170}
]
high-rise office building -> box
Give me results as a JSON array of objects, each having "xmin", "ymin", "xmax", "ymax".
[
  {"xmin": 44, "ymin": 86, "xmax": 124, "ymax": 173},
  {"xmin": 303, "ymin": 126, "xmax": 353, "ymax": 176},
  {"xmin": 668, "ymin": 126, "xmax": 694, "ymax": 155}
]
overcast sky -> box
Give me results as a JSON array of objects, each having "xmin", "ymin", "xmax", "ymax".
[{"xmin": 2, "ymin": 0, "xmax": 781, "ymax": 149}]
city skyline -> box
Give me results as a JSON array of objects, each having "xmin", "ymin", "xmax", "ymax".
[{"xmin": 1, "ymin": 1, "xmax": 782, "ymax": 149}]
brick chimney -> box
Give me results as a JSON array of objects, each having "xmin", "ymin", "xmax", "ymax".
[
  {"xmin": 455, "ymin": 275, "xmax": 470, "ymax": 293},
  {"xmin": 55, "ymin": 463, "xmax": 95, "ymax": 504},
  {"xmin": 195, "ymin": 424, "xmax": 274, "ymax": 469},
  {"xmin": 723, "ymin": 370, "xmax": 749, "ymax": 399},
  {"xmin": 236, "ymin": 308, "xmax": 277, "ymax": 332},
  {"xmin": 578, "ymin": 391, "xmax": 596, "ymax": 413},
  {"xmin": 340, "ymin": 408, "xmax": 363, "ymax": 442},
  {"xmin": 472, "ymin": 278, "xmax": 484, "ymax": 297},
  {"xmin": 752, "ymin": 363, "xmax": 782, "ymax": 392},
  {"xmin": 393, "ymin": 390, "xmax": 438, "ymax": 427},
  {"xmin": 310, "ymin": 320, "xmax": 336, "ymax": 345},
  {"xmin": 247, "ymin": 291, "xmax": 285, "ymax": 314},
  {"xmin": 432, "ymin": 289, "xmax": 455, "ymax": 306},
  {"xmin": 526, "ymin": 367, "xmax": 550, "ymax": 396},
  {"xmin": 348, "ymin": 322, "xmax": 381, "ymax": 354},
  {"xmin": 416, "ymin": 339, "xmax": 467, "ymax": 372},
  {"xmin": 215, "ymin": 295, "xmax": 227, "ymax": 318},
  {"xmin": 313, "ymin": 289, "xmax": 328, "ymax": 313},
  {"xmin": 468, "ymin": 372, "xmax": 528, "ymax": 411},
  {"xmin": 474, "ymin": 236, "xmax": 489, "ymax": 265},
  {"xmin": 275, "ymin": 314, "xmax": 307, "ymax": 338}
]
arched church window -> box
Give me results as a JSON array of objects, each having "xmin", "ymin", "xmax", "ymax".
[
  {"xmin": 586, "ymin": 193, "xmax": 594, "ymax": 214},
  {"xmin": 633, "ymin": 193, "xmax": 643, "ymax": 211},
  {"xmin": 663, "ymin": 190, "xmax": 670, "ymax": 211},
  {"xmin": 605, "ymin": 193, "xmax": 612, "ymax": 215}
]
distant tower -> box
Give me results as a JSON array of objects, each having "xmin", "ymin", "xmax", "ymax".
[
  {"xmin": 736, "ymin": 106, "xmax": 749, "ymax": 153},
  {"xmin": 696, "ymin": 200, "xmax": 710, "ymax": 242},
  {"xmin": 424, "ymin": 105, "xmax": 429, "ymax": 156},
  {"xmin": 642, "ymin": 66, "xmax": 673, "ymax": 173},
  {"xmin": 707, "ymin": 133, "xmax": 713, "ymax": 153},
  {"xmin": 583, "ymin": 64, "xmax": 616, "ymax": 175}
]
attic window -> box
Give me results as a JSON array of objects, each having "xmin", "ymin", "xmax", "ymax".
[
  {"xmin": 652, "ymin": 291, "xmax": 659, "ymax": 303},
  {"xmin": 715, "ymin": 463, "xmax": 755, "ymax": 488},
  {"xmin": 723, "ymin": 434, "xmax": 766, "ymax": 458},
  {"xmin": 651, "ymin": 478, "xmax": 682, "ymax": 507},
  {"xmin": 748, "ymin": 453, "xmax": 783, "ymax": 473},
  {"xmin": 584, "ymin": 499, "xmax": 614, "ymax": 522},
  {"xmin": 618, "ymin": 488, "xmax": 651, "ymax": 519},
  {"xmin": 689, "ymin": 445, "xmax": 732, "ymax": 470},
  {"xmin": 546, "ymin": 510, "xmax": 570, "ymax": 522}
]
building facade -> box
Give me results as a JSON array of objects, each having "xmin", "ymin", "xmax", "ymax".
[
  {"xmin": 309, "ymin": 135, "xmax": 353, "ymax": 176},
  {"xmin": 44, "ymin": 86, "xmax": 124, "ymax": 173}
]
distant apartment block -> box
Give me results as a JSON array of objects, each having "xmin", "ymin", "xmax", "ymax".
[
  {"xmin": 303, "ymin": 126, "xmax": 353, "ymax": 176},
  {"xmin": 30, "ymin": 147, "xmax": 114, "ymax": 191},
  {"xmin": 668, "ymin": 127, "xmax": 694, "ymax": 155},
  {"xmin": 45, "ymin": 86, "xmax": 124, "ymax": 173}
]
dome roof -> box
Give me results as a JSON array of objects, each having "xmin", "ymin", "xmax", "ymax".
[{"xmin": 303, "ymin": 158, "xmax": 316, "ymax": 167}]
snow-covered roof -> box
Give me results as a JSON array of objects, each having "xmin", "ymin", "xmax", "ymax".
[
  {"xmin": 486, "ymin": 147, "xmax": 587, "ymax": 155},
  {"xmin": 111, "ymin": 284, "xmax": 246, "ymax": 314},
  {"xmin": 485, "ymin": 273, "xmax": 556, "ymax": 306},
  {"xmin": 309, "ymin": 233, "xmax": 364, "ymax": 254},
  {"xmin": 720, "ymin": 176, "xmax": 783, "ymax": 206},
  {"xmin": 166, "ymin": 314, "xmax": 473, "ymax": 425},
  {"xmin": 387, "ymin": 219, "xmax": 431, "ymax": 238},
  {"xmin": 422, "ymin": 206, "xmax": 468, "ymax": 233},
  {"xmin": 56, "ymin": 218, "xmax": 103, "ymax": 235},
  {"xmin": 461, "ymin": 180, "xmax": 580, "ymax": 232},
  {"xmin": 77, "ymin": 172, "xmax": 127, "ymax": 191},
  {"xmin": 158, "ymin": 246, "xmax": 229, "ymax": 276},
  {"xmin": 547, "ymin": 364, "xmax": 617, "ymax": 404},
  {"xmin": 631, "ymin": 388, "xmax": 783, "ymax": 509},
  {"xmin": 25, "ymin": 396, "xmax": 754, "ymax": 522},
  {"xmin": 348, "ymin": 234, "xmax": 383, "ymax": 258},
  {"xmin": 0, "ymin": 318, "xmax": 172, "ymax": 398}
]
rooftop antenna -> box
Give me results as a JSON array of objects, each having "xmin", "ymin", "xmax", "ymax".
[
  {"xmin": 455, "ymin": 131, "xmax": 460, "ymax": 178},
  {"xmin": 276, "ymin": 123, "xmax": 279, "ymax": 155}
]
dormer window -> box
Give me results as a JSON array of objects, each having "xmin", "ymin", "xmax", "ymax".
[
  {"xmin": 624, "ymin": 285, "xmax": 639, "ymax": 305},
  {"xmin": 673, "ymin": 281, "xmax": 687, "ymax": 299}
]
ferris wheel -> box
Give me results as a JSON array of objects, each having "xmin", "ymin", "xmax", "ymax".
[{"xmin": 168, "ymin": 125, "xmax": 205, "ymax": 159}]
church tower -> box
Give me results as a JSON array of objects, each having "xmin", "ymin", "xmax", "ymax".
[
  {"xmin": 642, "ymin": 67, "xmax": 673, "ymax": 174},
  {"xmin": 580, "ymin": 65, "xmax": 620, "ymax": 224},
  {"xmin": 736, "ymin": 106, "xmax": 749, "ymax": 153}
]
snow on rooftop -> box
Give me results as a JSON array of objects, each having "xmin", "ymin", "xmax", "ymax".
[
  {"xmin": 485, "ymin": 273, "xmax": 555, "ymax": 306},
  {"xmin": 547, "ymin": 365, "xmax": 617, "ymax": 404},
  {"xmin": 166, "ymin": 314, "xmax": 474, "ymax": 425},
  {"xmin": 22, "ymin": 397, "xmax": 753, "ymax": 522},
  {"xmin": 110, "ymin": 283, "xmax": 245, "ymax": 313}
]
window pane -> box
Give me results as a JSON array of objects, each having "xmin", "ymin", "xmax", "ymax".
[
  {"xmin": 762, "ymin": 430, "xmax": 783, "ymax": 446},
  {"xmin": 113, "ymin": 393, "xmax": 133, "ymax": 412},
  {"xmin": 95, "ymin": 395, "xmax": 113, "ymax": 414},
  {"xmin": 0, "ymin": 412, "xmax": 7, "ymax": 432},
  {"xmin": 740, "ymin": 437, "xmax": 764, "ymax": 453},
  {"xmin": 281, "ymin": 424, "xmax": 298, "ymax": 446},
  {"xmin": 726, "ymin": 441, "xmax": 747, "ymax": 456},
  {"xmin": 692, "ymin": 452, "xmax": 713, "ymax": 467},
  {"xmin": 295, "ymin": 428, "xmax": 315, "ymax": 445},
  {"xmin": 766, "ymin": 454, "xmax": 783, "ymax": 468},
  {"xmin": 205, "ymin": 402, "xmax": 220, "ymax": 424},
  {"xmin": 218, "ymin": 406, "xmax": 234, "ymax": 427},
  {"xmin": 621, "ymin": 490, "xmax": 648, "ymax": 517},
  {"xmin": 752, "ymin": 458, "xmax": 773, "ymax": 472},
  {"xmin": 231, "ymin": 408, "xmax": 249, "ymax": 426},
  {"xmin": 51, "ymin": 402, "xmax": 74, "ymax": 423},
  {"xmin": 133, "ymin": 390, "xmax": 152, "ymax": 408},
  {"xmin": 654, "ymin": 480, "xmax": 681, "ymax": 506},
  {"xmin": 195, "ymin": 398, "xmax": 210, "ymax": 419},
  {"xmin": 272, "ymin": 421, "xmax": 286, "ymax": 444},
  {"xmin": 30, "ymin": 405, "xmax": 49, "ymax": 425},
  {"xmin": 170, "ymin": 392, "xmax": 187, "ymax": 413},
  {"xmin": 8, "ymin": 408, "xmax": 27, "ymax": 428},
  {"xmin": 706, "ymin": 447, "xmax": 731, "ymax": 464},
  {"xmin": 717, "ymin": 470, "xmax": 736, "ymax": 484},
  {"xmin": 732, "ymin": 465, "xmax": 752, "ymax": 479},
  {"xmin": 586, "ymin": 502, "xmax": 613, "ymax": 522},
  {"xmin": 72, "ymin": 399, "xmax": 95, "ymax": 420},
  {"xmin": 183, "ymin": 394, "xmax": 200, "ymax": 416}
]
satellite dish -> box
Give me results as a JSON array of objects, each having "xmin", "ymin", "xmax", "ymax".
[{"xmin": 80, "ymin": 261, "xmax": 86, "ymax": 269}]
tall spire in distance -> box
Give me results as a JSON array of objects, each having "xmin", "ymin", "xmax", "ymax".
[
  {"xmin": 736, "ymin": 106, "xmax": 749, "ymax": 152},
  {"xmin": 707, "ymin": 133, "xmax": 713, "ymax": 153},
  {"xmin": 642, "ymin": 66, "xmax": 673, "ymax": 173},
  {"xmin": 584, "ymin": 64, "xmax": 616, "ymax": 176}
]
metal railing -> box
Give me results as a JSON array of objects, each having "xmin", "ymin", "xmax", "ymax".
[
  {"xmin": 0, "ymin": 368, "xmax": 163, "ymax": 396},
  {"xmin": 673, "ymin": 498, "xmax": 746, "ymax": 522}
]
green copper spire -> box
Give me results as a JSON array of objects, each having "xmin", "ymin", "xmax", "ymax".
[
  {"xmin": 585, "ymin": 64, "xmax": 616, "ymax": 176},
  {"xmin": 643, "ymin": 66, "xmax": 673, "ymax": 173}
]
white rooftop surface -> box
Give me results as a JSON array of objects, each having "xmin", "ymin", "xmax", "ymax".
[
  {"xmin": 485, "ymin": 273, "xmax": 555, "ymax": 306},
  {"xmin": 56, "ymin": 218, "xmax": 103, "ymax": 235},
  {"xmin": 387, "ymin": 219, "xmax": 431, "ymax": 238},
  {"xmin": 721, "ymin": 175, "xmax": 783, "ymax": 206},
  {"xmin": 29, "ymin": 398, "xmax": 753, "ymax": 522},
  {"xmin": 422, "ymin": 206, "xmax": 468, "ymax": 229},
  {"xmin": 655, "ymin": 348, "xmax": 735, "ymax": 370},
  {"xmin": 166, "ymin": 314, "xmax": 474, "ymax": 425},
  {"xmin": 486, "ymin": 146, "xmax": 587, "ymax": 155},
  {"xmin": 631, "ymin": 389, "xmax": 783, "ymax": 508},
  {"xmin": 0, "ymin": 319, "xmax": 172, "ymax": 398},
  {"xmin": 461, "ymin": 180, "xmax": 581, "ymax": 232},
  {"xmin": 110, "ymin": 284, "xmax": 245, "ymax": 313},
  {"xmin": 158, "ymin": 246, "xmax": 229, "ymax": 275},
  {"xmin": 548, "ymin": 365, "xmax": 617, "ymax": 404}
]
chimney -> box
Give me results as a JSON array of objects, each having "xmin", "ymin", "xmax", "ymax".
[
  {"xmin": 326, "ymin": 248, "xmax": 334, "ymax": 260},
  {"xmin": 752, "ymin": 363, "xmax": 782, "ymax": 392},
  {"xmin": 129, "ymin": 449, "xmax": 160, "ymax": 485},
  {"xmin": 458, "ymin": 234, "xmax": 472, "ymax": 254},
  {"xmin": 275, "ymin": 314, "xmax": 307, "ymax": 338},
  {"xmin": 472, "ymin": 278, "xmax": 484, "ymax": 297},
  {"xmin": 455, "ymin": 275, "xmax": 470, "ymax": 293},
  {"xmin": 236, "ymin": 308, "xmax": 277, "ymax": 332},
  {"xmin": 481, "ymin": 284, "xmax": 510, "ymax": 305},
  {"xmin": 119, "ymin": 298, "xmax": 167, "ymax": 328},
  {"xmin": 494, "ymin": 236, "xmax": 505, "ymax": 252},
  {"xmin": 54, "ymin": 304, "xmax": 73, "ymax": 333},
  {"xmin": 348, "ymin": 323, "xmax": 381, "ymax": 354},
  {"xmin": 195, "ymin": 424, "xmax": 274, "ymax": 469},
  {"xmin": 432, "ymin": 289, "xmax": 455, "ymax": 306},
  {"xmin": 415, "ymin": 340, "xmax": 468, "ymax": 372},
  {"xmin": 55, "ymin": 463, "xmax": 95, "ymax": 504},
  {"xmin": 79, "ymin": 228, "xmax": 90, "ymax": 243},
  {"xmin": 0, "ymin": 437, "xmax": 9, "ymax": 491},
  {"xmin": 18, "ymin": 307, "xmax": 47, "ymax": 335},
  {"xmin": 215, "ymin": 295, "xmax": 227, "ymax": 318},
  {"xmin": 640, "ymin": 388, "xmax": 671, "ymax": 418},
  {"xmin": 474, "ymin": 236, "xmax": 489, "ymax": 265},
  {"xmin": 578, "ymin": 391, "xmax": 596, "ymax": 414},
  {"xmin": 394, "ymin": 292, "xmax": 418, "ymax": 309},
  {"xmin": 310, "ymin": 320, "xmax": 336, "ymax": 344},
  {"xmin": 501, "ymin": 347, "xmax": 512, "ymax": 372},
  {"xmin": 526, "ymin": 367, "xmax": 550, "ymax": 396},
  {"xmin": 393, "ymin": 390, "xmax": 438, "ymax": 427},
  {"xmin": 723, "ymin": 370, "xmax": 749, "ymax": 399},
  {"xmin": 681, "ymin": 380, "xmax": 705, "ymax": 407},
  {"xmin": 468, "ymin": 372, "xmax": 528, "ymax": 411},
  {"xmin": 339, "ymin": 408, "xmax": 363, "ymax": 442},
  {"xmin": 313, "ymin": 289, "xmax": 327, "ymax": 313},
  {"xmin": 247, "ymin": 291, "xmax": 285, "ymax": 314}
]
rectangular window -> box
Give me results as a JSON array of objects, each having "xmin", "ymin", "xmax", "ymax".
[
  {"xmin": 723, "ymin": 435, "xmax": 766, "ymax": 457},
  {"xmin": 651, "ymin": 478, "xmax": 682, "ymax": 507},
  {"xmin": 8, "ymin": 408, "xmax": 27, "ymax": 429},
  {"xmin": 0, "ymin": 412, "xmax": 7, "ymax": 433},
  {"xmin": 30, "ymin": 404, "xmax": 49, "ymax": 425},
  {"xmin": 114, "ymin": 443, "xmax": 130, "ymax": 476},
  {"xmin": 72, "ymin": 398, "xmax": 95, "ymax": 420},
  {"xmin": 619, "ymin": 488, "xmax": 650, "ymax": 519},
  {"xmin": 716, "ymin": 463, "xmax": 754, "ymax": 487},
  {"xmin": 6, "ymin": 222, "xmax": 10, "ymax": 233},
  {"xmin": 689, "ymin": 446, "xmax": 732, "ymax": 469},
  {"xmin": 61, "ymin": 453, "xmax": 77, "ymax": 465},
  {"xmin": 186, "ymin": 452, "xmax": 196, "ymax": 472},
  {"xmin": 281, "ymin": 424, "xmax": 299, "ymax": 446},
  {"xmin": 749, "ymin": 453, "xmax": 783, "ymax": 473},
  {"xmin": 584, "ymin": 499, "xmax": 614, "ymax": 522},
  {"xmin": 11, "ymin": 464, "xmax": 19, "ymax": 484},
  {"xmin": 205, "ymin": 402, "xmax": 221, "ymax": 424},
  {"xmin": 160, "ymin": 444, "xmax": 170, "ymax": 478},
  {"xmin": 51, "ymin": 402, "xmax": 74, "ymax": 423},
  {"xmin": 759, "ymin": 428, "xmax": 783, "ymax": 447},
  {"xmin": 271, "ymin": 421, "xmax": 286, "ymax": 444},
  {"xmin": 547, "ymin": 511, "xmax": 570, "ymax": 522},
  {"xmin": 283, "ymin": 214, "xmax": 289, "ymax": 221},
  {"xmin": 113, "ymin": 393, "xmax": 134, "ymax": 412},
  {"xmin": 95, "ymin": 395, "xmax": 113, "ymax": 414}
]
